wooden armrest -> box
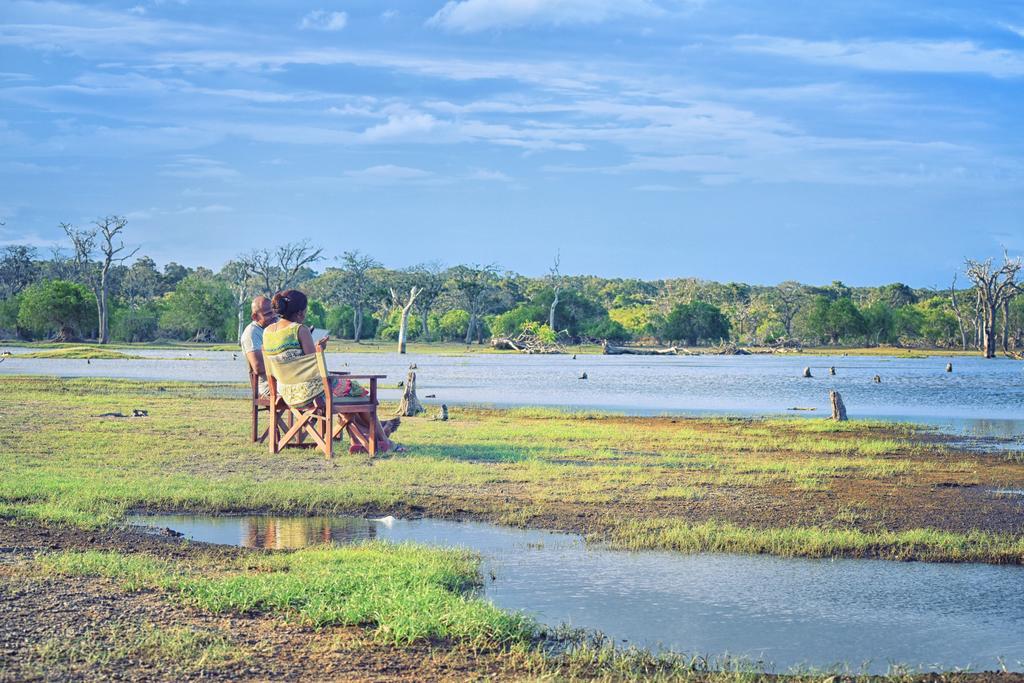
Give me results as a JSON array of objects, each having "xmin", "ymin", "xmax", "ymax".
[
  {"xmin": 327, "ymin": 370, "xmax": 350, "ymax": 376},
  {"xmin": 339, "ymin": 374, "xmax": 387, "ymax": 379}
]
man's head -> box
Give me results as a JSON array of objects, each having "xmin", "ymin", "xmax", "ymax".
[{"xmin": 251, "ymin": 296, "xmax": 277, "ymax": 327}]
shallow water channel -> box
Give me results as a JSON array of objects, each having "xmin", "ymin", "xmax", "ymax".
[{"xmin": 129, "ymin": 513, "xmax": 1024, "ymax": 674}]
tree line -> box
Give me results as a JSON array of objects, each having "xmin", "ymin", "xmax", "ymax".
[{"xmin": 1, "ymin": 217, "xmax": 1022, "ymax": 357}]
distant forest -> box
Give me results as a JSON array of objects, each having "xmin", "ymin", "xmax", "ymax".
[{"xmin": 2, "ymin": 217, "xmax": 1022, "ymax": 356}]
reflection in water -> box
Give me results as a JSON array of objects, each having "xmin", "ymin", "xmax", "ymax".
[
  {"xmin": 129, "ymin": 514, "xmax": 1024, "ymax": 674},
  {"xmin": 240, "ymin": 516, "xmax": 377, "ymax": 549}
]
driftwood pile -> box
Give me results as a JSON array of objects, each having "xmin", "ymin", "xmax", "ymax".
[{"xmin": 491, "ymin": 331, "xmax": 565, "ymax": 354}]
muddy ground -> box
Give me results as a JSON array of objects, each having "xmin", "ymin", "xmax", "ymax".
[
  {"xmin": 0, "ymin": 519, "xmax": 524, "ymax": 682},
  {"xmin": 3, "ymin": 519, "xmax": 1024, "ymax": 682}
]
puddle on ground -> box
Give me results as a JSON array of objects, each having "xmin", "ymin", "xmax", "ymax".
[{"xmin": 128, "ymin": 514, "xmax": 1024, "ymax": 674}]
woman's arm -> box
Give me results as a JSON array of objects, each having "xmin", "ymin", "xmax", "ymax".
[{"xmin": 298, "ymin": 324, "xmax": 317, "ymax": 355}]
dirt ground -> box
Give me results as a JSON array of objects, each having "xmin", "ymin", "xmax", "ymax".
[{"xmin": 0, "ymin": 519, "xmax": 524, "ymax": 682}]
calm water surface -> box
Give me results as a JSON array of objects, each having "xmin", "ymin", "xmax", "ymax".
[
  {"xmin": 129, "ymin": 513, "xmax": 1024, "ymax": 674},
  {"xmin": 6, "ymin": 347, "xmax": 1023, "ymax": 441}
]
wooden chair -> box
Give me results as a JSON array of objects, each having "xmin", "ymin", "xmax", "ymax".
[
  {"xmin": 248, "ymin": 368, "xmax": 279, "ymax": 444},
  {"xmin": 265, "ymin": 350, "xmax": 385, "ymax": 460}
]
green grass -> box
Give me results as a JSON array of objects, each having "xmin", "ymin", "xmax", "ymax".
[
  {"xmin": 604, "ymin": 520, "xmax": 1024, "ymax": 564},
  {"xmin": 38, "ymin": 545, "xmax": 536, "ymax": 646},
  {"xmin": 1, "ymin": 375, "xmax": 1022, "ymax": 563},
  {"xmin": 31, "ymin": 621, "xmax": 245, "ymax": 674},
  {"xmin": 13, "ymin": 346, "xmax": 145, "ymax": 360}
]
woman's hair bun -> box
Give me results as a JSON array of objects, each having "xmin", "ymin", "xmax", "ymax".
[
  {"xmin": 271, "ymin": 289, "xmax": 308, "ymax": 320},
  {"xmin": 271, "ymin": 291, "xmax": 290, "ymax": 316}
]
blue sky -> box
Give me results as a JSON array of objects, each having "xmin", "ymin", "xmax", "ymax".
[{"xmin": 1, "ymin": 0, "xmax": 1022, "ymax": 286}]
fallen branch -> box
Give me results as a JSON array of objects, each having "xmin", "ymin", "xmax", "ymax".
[{"xmin": 602, "ymin": 342, "xmax": 680, "ymax": 356}]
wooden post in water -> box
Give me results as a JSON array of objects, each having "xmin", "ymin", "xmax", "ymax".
[
  {"xmin": 830, "ymin": 390, "xmax": 848, "ymax": 421},
  {"xmin": 803, "ymin": 367, "xmax": 813, "ymax": 378},
  {"xmin": 396, "ymin": 371, "xmax": 425, "ymax": 417},
  {"xmin": 946, "ymin": 362, "xmax": 953, "ymax": 373}
]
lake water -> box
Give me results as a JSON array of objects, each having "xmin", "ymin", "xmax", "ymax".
[
  {"xmin": 128, "ymin": 513, "xmax": 1024, "ymax": 674},
  {"xmin": 5, "ymin": 347, "xmax": 1022, "ymax": 442}
]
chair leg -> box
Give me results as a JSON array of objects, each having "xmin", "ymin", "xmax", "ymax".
[
  {"xmin": 268, "ymin": 408, "xmax": 278, "ymax": 453},
  {"xmin": 368, "ymin": 412, "xmax": 377, "ymax": 456},
  {"xmin": 251, "ymin": 403, "xmax": 258, "ymax": 443}
]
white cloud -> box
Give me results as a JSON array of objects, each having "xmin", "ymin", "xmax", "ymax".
[
  {"xmin": 0, "ymin": 1, "xmax": 230, "ymax": 57},
  {"xmin": 160, "ymin": 155, "xmax": 239, "ymax": 179},
  {"xmin": 733, "ymin": 36, "xmax": 1024, "ymax": 78},
  {"xmin": 343, "ymin": 164, "xmax": 450, "ymax": 185},
  {"xmin": 346, "ymin": 165, "xmax": 432, "ymax": 179},
  {"xmin": 467, "ymin": 168, "xmax": 512, "ymax": 181},
  {"xmin": 361, "ymin": 112, "xmax": 439, "ymax": 141},
  {"xmin": 427, "ymin": 0, "xmax": 668, "ymax": 32},
  {"xmin": 299, "ymin": 10, "xmax": 348, "ymax": 31},
  {"xmin": 632, "ymin": 184, "xmax": 681, "ymax": 191},
  {"xmin": 381, "ymin": 9, "xmax": 399, "ymax": 22}
]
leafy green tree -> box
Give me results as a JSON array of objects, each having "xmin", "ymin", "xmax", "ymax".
[
  {"xmin": 110, "ymin": 302, "xmax": 161, "ymax": 342},
  {"xmin": 582, "ymin": 317, "xmax": 629, "ymax": 342},
  {"xmin": 491, "ymin": 304, "xmax": 545, "ymax": 337},
  {"xmin": 305, "ymin": 300, "xmax": 327, "ymax": 330},
  {"xmin": 443, "ymin": 265, "xmax": 502, "ymax": 344},
  {"xmin": 161, "ymin": 262, "xmax": 191, "ymax": 294},
  {"xmin": 120, "ymin": 256, "xmax": 163, "ymax": 304},
  {"xmin": 807, "ymin": 296, "xmax": 865, "ymax": 345},
  {"xmin": 17, "ymin": 280, "xmax": 97, "ymax": 341},
  {"xmin": 660, "ymin": 301, "xmax": 730, "ymax": 346},
  {"xmin": 437, "ymin": 309, "xmax": 471, "ymax": 341},
  {"xmin": 878, "ymin": 282, "xmax": 918, "ymax": 307},
  {"xmin": 0, "ymin": 295, "xmax": 21, "ymax": 334},
  {"xmin": 159, "ymin": 274, "xmax": 234, "ymax": 342},
  {"xmin": 608, "ymin": 306, "xmax": 655, "ymax": 337},
  {"xmin": 0, "ymin": 245, "xmax": 39, "ymax": 298},
  {"xmin": 862, "ymin": 301, "xmax": 897, "ymax": 345}
]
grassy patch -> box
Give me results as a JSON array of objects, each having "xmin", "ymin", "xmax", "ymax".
[
  {"xmin": 2, "ymin": 375, "xmax": 1023, "ymax": 563},
  {"xmin": 13, "ymin": 347, "xmax": 145, "ymax": 360},
  {"xmin": 605, "ymin": 520, "xmax": 1024, "ymax": 563},
  {"xmin": 37, "ymin": 545, "xmax": 535, "ymax": 646},
  {"xmin": 31, "ymin": 621, "xmax": 245, "ymax": 674}
]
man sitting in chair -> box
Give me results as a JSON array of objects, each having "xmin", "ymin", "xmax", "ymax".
[{"xmin": 240, "ymin": 295, "xmax": 277, "ymax": 397}]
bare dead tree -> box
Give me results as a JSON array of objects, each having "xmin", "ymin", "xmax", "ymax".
[
  {"xmin": 221, "ymin": 257, "xmax": 260, "ymax": 340},
  {"xmin": 248, "ymin": 240, "xmax": 324, "ymax": 295},
  {"xmin": 63, "ymin": 217, "xmax": 138, "ymax": 344},
  {"xmin": 390, "ymin": 285, "xmax": 421, "ymax": 354},
  {"xmin": 949, "ymin": 273, "xmax": 970, "ymax": 351},
  {"xmin": 964, "ymin": 252, "xmax": 1022, "ymax": 358},
  {"xmin": 548, "ymin": 251, "xmax": 562, "ymax": 331}
]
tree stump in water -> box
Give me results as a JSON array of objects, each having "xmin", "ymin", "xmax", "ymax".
[
  {"xmin": 396, "ymin": 371, "xmax": 425, "ymax": 417},
  {"xmin": 829, "ymin": 366, "xmax": 836, "ymax": 376},
  {"xmin": 830, "ymin": 390, "xmax": 847, "ymax": 421},
  {"xmin": 946, "ymin": 363, "xmax": 953, "ymax": 373},
  {"xmin": 803, "ymin": 367, "xmax": 813, "ymax": 378},
  {"xmin": 873, "ymin": 375, "xmax": 882, "ymax": 383}
]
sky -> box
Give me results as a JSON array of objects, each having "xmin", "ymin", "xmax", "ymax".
[{"xmin": 1, "ymin": 0, "xmax": 1022, "ymax": 287}]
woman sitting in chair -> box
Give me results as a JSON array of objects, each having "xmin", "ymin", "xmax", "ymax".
[{"xmin": 263, "ymin": 289, "xmax": 402, "ymax": 454}]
